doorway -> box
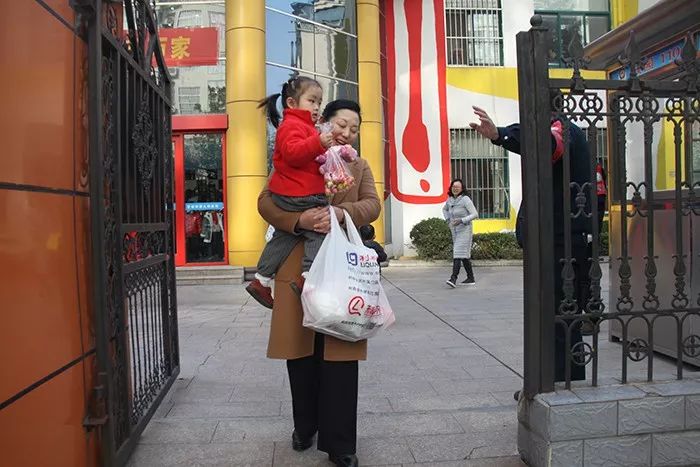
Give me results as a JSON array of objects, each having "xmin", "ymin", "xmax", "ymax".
[{"xmin": 172, "ymin": 132, "xmax": 227, "ymax": 266}]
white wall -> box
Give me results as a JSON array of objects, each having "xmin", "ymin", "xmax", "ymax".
[{"xmin": 502, "ymin": 0, "xmax": 536, "ymax": 67}]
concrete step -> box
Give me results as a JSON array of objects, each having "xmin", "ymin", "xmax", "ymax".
[{"xmin": 176, "ymin": 265, "xmax": 243, "ymax": 286}]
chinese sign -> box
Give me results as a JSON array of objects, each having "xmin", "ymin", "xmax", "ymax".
[
  {"xmin": 158, "ymin": 27, "xmax": 219, "ymax": 67},
  {"xmin": 184, "ymin": 202, "xmax": 224, "ymax": 211},
  {"xmin": 609, "ymin": 32, "xmax": 700, "ymax": 80}
]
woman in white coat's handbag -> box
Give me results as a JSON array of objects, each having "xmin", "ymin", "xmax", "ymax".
[{"xmin": 442, "ymin": 179, "xmax": 479, "ymax": 288}]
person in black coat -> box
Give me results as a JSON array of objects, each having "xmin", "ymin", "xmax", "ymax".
[
  {"xmin": 359, "ymin": 225, "xmax": 387, "ymax": 265},
  {"xmin": 471, "ymin": 106, "xmax": 593, "ymax": 383}
]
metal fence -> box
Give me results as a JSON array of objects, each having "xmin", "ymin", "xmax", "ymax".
[
  {"xmin": 517, "ymin": 17, "xmax": 700, "ymax": 396},
  {"xmin": 445, "ymin": 0, "xmax": 503, "ymax": 66}
]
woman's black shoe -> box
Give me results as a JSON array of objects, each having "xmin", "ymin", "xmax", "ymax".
[
  {"xmin": 329, "ymin": 453, "xmax": 359, "ymax": 467},
  {"xmin": 292, "ymin": 430, "xmax": 313, "ymax": 451}
]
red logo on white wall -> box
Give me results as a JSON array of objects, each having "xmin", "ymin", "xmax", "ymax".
[{"xmin": 385, "ymin": 0, "xmax": 450, "ymax": 204}]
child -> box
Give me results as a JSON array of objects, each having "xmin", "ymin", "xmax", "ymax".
[
  {"xmin": 359, "ymin": 225, "xmax": 387, "ymax": 266},
  {"xmin": 246, "ymin": 76, "xmax": 334, "ymax": 309}
]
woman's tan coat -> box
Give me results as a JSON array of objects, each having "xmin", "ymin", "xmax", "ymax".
[{"xmin": 258, "ymin": 158, "xmax": 381, "ymax": 361}]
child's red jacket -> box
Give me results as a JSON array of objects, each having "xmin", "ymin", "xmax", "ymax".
[{"xmin": 268, "ymin": 108, "xmax": 326, "ymax": 197}]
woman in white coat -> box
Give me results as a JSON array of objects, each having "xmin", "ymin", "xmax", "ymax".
[{"xmin": 443, "ymin": 179, "xmax": 479, "ymax": 288}]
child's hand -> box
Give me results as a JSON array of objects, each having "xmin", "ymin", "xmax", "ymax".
[{"xmin": 320, "ymin": 132, "xmax": 334, "ymax": 149}]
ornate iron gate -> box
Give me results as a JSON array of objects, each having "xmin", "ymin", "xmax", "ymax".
[
  {"xmin": 75, "ymin": 1, "xmax": 178, "ymax": 464},
  {"xmin": 518, "ymin": 16, "xmax": 699, "ymax": 396}
]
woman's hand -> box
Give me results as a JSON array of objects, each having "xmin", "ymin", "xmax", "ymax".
[
  {"xmin": 469, "ymin": 106, "xmax": 499, "ymax": 141},
  {"xmin": 297, "ymin": 207, "xmax": 328, "ymax": 232},
  {"xmin": 296, "ymin": 206, "xmax": 343, "ymax": 234},
  {"xmin": 451, "ymin": 219, "xmax": 462, "ymax": 226}
]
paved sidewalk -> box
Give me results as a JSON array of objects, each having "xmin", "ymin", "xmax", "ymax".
[{"xmin": 129, "ymin": 265, "xmax": 686, "ymax": 466}]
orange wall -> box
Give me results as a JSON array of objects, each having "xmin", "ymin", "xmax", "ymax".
[{"xmin": 0, "ymin": 1, "xmax": 98, "ymax": 466}]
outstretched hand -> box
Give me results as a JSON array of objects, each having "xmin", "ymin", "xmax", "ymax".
[{"xmin": 469, "ymin": 106, "xmax": 499, "ymax": 141}]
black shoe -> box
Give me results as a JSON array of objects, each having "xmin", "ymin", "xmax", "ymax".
[
  {"xmin": 446, "ymin": 279, "xmax": 456, "ymax": 288},
  {"xmin": 292, "ymin": 430, "xmax": 313, "ymax": 451},
  {"xmin": 329, "ymin": 454, "xmax": 359, "ymax": 467},
  {"xmin": 461, "ymin": 279, "xmax": 476, "ymax": 285}
]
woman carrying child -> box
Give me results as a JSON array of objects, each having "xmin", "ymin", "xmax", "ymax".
[{"xmin": 258, "ymin": 99, "xmax": 380, "ymax": 467}]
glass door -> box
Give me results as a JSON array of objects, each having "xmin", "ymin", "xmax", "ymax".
[{"xmin": 173, "ymin": 132, "xmax": 227, "ymax": 266}]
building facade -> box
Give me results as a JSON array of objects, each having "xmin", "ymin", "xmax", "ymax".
[{"xmin": 157, "ymin": 0, "xmax": 662, "ymax": 266}]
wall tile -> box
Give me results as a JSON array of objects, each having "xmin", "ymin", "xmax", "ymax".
[
  {"xmin": 40, "ymin": 0, "xmax": 75, "ymax": 27},
  {"xmin": 618, "ymin": 396, "xmax": 684, "ymax": 435},
  {"xmin": 0, "ymin": 190, "xmax": 82, "ymax": 402},
  {"xmin": 0, "ymin": 0, "xmax": 74, "ymax": 190},
  {"xmin": 0, "ymin": 363, "xmax": 89, "ymax": 467}
]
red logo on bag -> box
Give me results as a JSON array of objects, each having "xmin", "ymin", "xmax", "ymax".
[{"xmin": 348, "ymin": 296, "xmax": 364, "ymax": 316}]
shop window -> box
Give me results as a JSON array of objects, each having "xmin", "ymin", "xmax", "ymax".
[
  {"xmin": 534, "ymin": 0, "xmax": 610, "ymax": 67},
  {"xmin": 445, "ymin": 0, "xmax": 504, "ymax": 67},
  {"xmin": 449, "ymin": 129, "xmax": 509, "ymax": 219}
]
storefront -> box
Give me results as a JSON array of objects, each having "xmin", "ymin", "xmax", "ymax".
[
  {"xmin": 172, "ymin": 115, "xmax": 228, "ymax": 266},
  {"xmin": 154, "ymin": 0, "xmax": 655, "ymax": 267}
]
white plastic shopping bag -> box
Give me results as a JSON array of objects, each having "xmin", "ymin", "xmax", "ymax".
[{"xmin": 300, "ymin": 208, "xmax": 395, "ymax": 342}]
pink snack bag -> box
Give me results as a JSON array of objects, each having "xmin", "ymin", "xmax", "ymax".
[{"xmin": 315, "ymin": 122, "xmax": 357, "ymax": 197}]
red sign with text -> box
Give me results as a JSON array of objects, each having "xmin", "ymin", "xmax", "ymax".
[{"xmin": 158, "ymin": 27, "xmax": 219, "ymax": 67}]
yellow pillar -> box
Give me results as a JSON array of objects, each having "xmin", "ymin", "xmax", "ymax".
[
  {"xmin": 225, "ymin": 0, "xmax": 267, "ymax": 267},
  {"xmin": 611, "ymin": 0, "xmax": 639, "ymax": 28},
  {"xmin": 357, "ymin": 0, "xmax": 386, "ymax": 244}
]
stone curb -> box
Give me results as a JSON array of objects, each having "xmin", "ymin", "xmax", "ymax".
[{"xmin": 387, "ymin": 257, "xmax": 610, "ymax": 268}]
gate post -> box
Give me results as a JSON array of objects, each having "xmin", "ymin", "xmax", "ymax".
[
  {"xmin": 517, "ymin": 16, "xmax": 556, "ymax": 397},
  {"xmin": 83, "ymin": 0, "xmax": 117, "ymax": 464}
]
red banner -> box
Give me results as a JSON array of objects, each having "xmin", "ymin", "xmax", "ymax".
[{"xmin": 158, "ymin": 27, "xmax": 219, "ymax": 67}]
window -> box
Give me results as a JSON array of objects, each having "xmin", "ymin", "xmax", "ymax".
[
  {"xmin": 209, "ymin": 11, "xmax": 225, "ymax": 55},
  {"xmin": 176, "ymin": 9, "xmax": 202, "ymax": 27},
  {"xmin": 535, "ymin": 0, "xmax": 610, "ymax": 67},
  {"xmin": 178, "ymin": 86, "xmax": 201, "ymax": 114},
  {"xmin": 445, "ymin": 0, "xmax": 503, "ymax": 66},
  {"xmin": 264, "ymin": 2, "xmax": 359, "ymax": 173},
  {"xmin": 450, "ymin": 129, "xmax": 509, "ymax": 218}
]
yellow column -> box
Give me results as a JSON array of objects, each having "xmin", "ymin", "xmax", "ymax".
[
  {"xmin": 357, "ymin": 0, "xmax": 385, "ymax": 244},
  {"xmin": 225, "ymin": 0, "xmax": 267, "ymax": 267},
  {"xmin": 611, "ymin": 0, "xmax": 639, "ymax": 28}
]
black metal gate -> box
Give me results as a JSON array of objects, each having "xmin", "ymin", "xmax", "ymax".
[
  {"xmin": 517, "ymin": 16, "xmax": 699, "ymax": 396},
  {"xmin": 76, "ymin": 1, "xmax": 178, "ymax": 465}
]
